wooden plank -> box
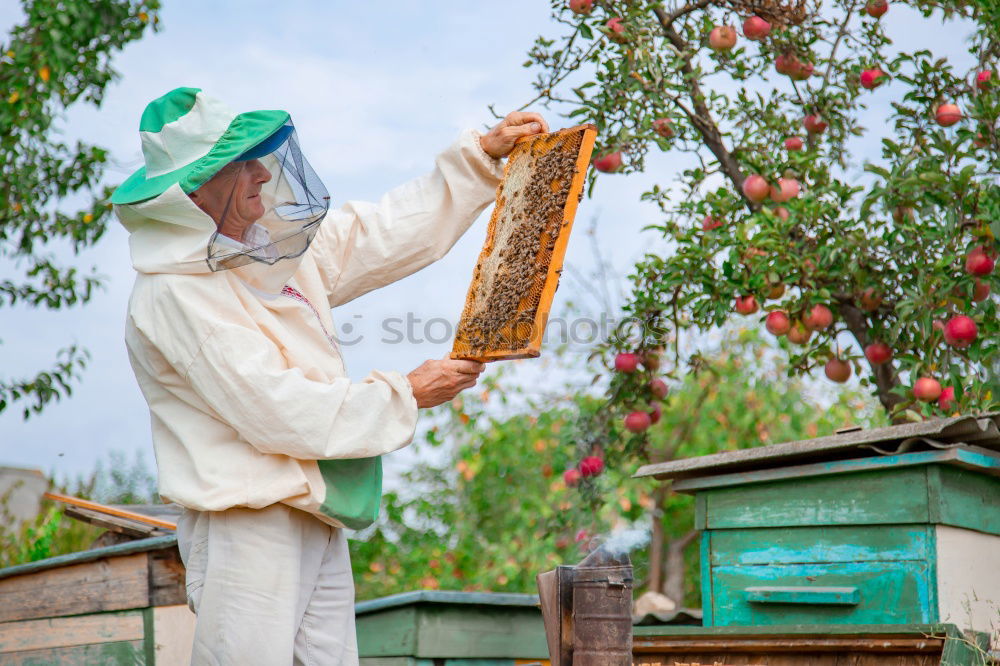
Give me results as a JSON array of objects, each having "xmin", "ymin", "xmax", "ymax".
[
  {"xmin": 711, "ymin": 561, "xmax": 934, "ymax": 626},
  {"xmin": 413, "ymin": 605, "xmax": 548, "ymax": 658},
  {"xmin": 704, "ymin": 467, "xmax": 930, "ymax": 529},
  {"xmin": 356, "ymin": 606, "xmax": 418, "ymax": 656},
  {"xmin": 699, "ymin": 531, "xmax": 713, "ymax": 627},
  {"xmin": 693, "ymin": 493, "xmax": 707, "ymax": 530},
  {"xmin": 634, "ymin": 413, "xmax": 1000, "ymax": 480},
  {"xmin": 151, "ymin": 605, "xmax": 196, "ymax": 666},
  {"xmin": 708, "ymin": 525, "xmax": 932, "ymax": 565},
  {"xmin": 0, "ymin": 640, "xmax": 146, "ymax": 665},
  {"xmin": 933, "ymin": 464, "xmax": 1000, "ymax": 535},
  {"xmin": 744, "ymin": 585, "xmax": 860, "ymax": 605},
  {"xmin": 64, "ymin": 505, "xmax": 160, "ymax": 539},
  {"xmin": 670, "ymin": 447, "xmax": 1000, "ymax": 493},
  {"xmin": 633, "ymin": 652, "xmax": 942, "ymax": 665},
  {"xmin": 631, "ymin": 623, "xmax": 957, "ymax": 637},
  {"xmin": 632, "ymin": 636, "xmax": 944, "ymax": 652},
  {"xmin": 148, "ymin": 547, "xmax": 186, "ymax": 607},
  {"xmin": 44, "ymin": 492, "xmax": 177, "ymax": 530},
  {"xmin": 0, "ymin": 611, "xmax": 145, "ymax": 653},
  {"xmin": 0, "ymin": 535, "xmax": 176, "ymax": 582},
  {"xmin": 935, "ymin": 525, "xmax": 1000, "ymax": 645},
  {"xmin": 0, "ymin": 553, "xmax": 149, "ymax": 623}
]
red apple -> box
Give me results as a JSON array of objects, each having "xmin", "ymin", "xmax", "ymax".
[
  {"xmin": 569, "ymin": 0, "xmax": 594, "ymax": 14},
  {"xmin": 768, "ymin": 283, "xmax": 786, "ymax": 299},
  {"xmin": 709, "ymin": 25, "xmax": 737, "ymax": 51},
  {"xmin": 786, "ymin": 320, "xmax": 813, "ymax": 345},
  {"xmin": 864, "ymin": 342, "xmax": 893, "ymax": 365},
  {"xmin": 859, "ymin": 287, "xmax": 882, "ymax": 312},
  {"xmin": 825, "ymin": 358, "xmax": 851, "ymax": 383},
  {"xmin": 614, "ymin": 352, "xmax": 640, "ymax": 373},
  {"xmin": 541, "ymin": 463, "xmax": 553, "ymax": 478},
  {"xmin": 770, "ymin": 177, "xmax": 800, "ymax": 203},
  {"xmin": 933, "ymin": 319, "xmax": 946, "ymax": 332},
  {"xmin": 735, "ymin": 295, "xmax": 759, "ymax": 315},
  {"xmin": 772, "ymin": 206, "xmax": 790, "ymax": 221},
  {"xmin": 575, "ymin": 528, "xmax": 589, "ymax": 543},
  {"xmin": 650, "ymin": 378, "xmax": 669, "ymax": 399},
  {"xmin": 865, "ymin": 0, "xmax": 888, "ymax": 18},
  {"xmin": 784, "ymin": 136, "xmax": 804, "ymax": 151},
  {"xmin": 804, "ymin": 304, "xmax": 834, "ymax": 330},
  {"xmin": 653, "ymin": 117, "xmax": 674, "ymax": 138},
  {"xmin": 765, "ymin": 310, "xmax": 791, "ymax": 335},
  {"xmin": 973, "ymin": 279, "xmax": 990, "ymax": 302},
  {"xmin": 648, "ymin": 403, "xmax": 662, "ymax": 425},
  {"xmin": 943, "ymin": 315, "xmax": 977, "ymax": 348},
  {"xmin": 624, "ymin": 411, "xmax": 652, "ymax": 432},
  {"xmin": 579, "ymin": 455, "xmax": 604, "ymax": 477},
  {"xmin": 593, "ymin": 151, "xmax": 623, "ymax": 173},
  {"xmin": 913, "ymin": 377, "xmax": 942, "ymax": 402},
  {"xmin": 965, "ymin": 247, "xmax": 995, "ymax": 276},
  {"xmin": 605, "ymin": 17, "xmax": 626, "ymax": 42},
  {"xmin": 702, "ymin": 215, "xmax": 724, "ymax": 231},
  {"xmin": 976, "ymin": 70, "xmax": 993, "ymax": 89},
  {"xmin": 938, "ymin": 386, "xmax": 956, "ymax": 411},
  {"xmin": 804, "ymin": 114, "xmax": 828, "ymax": 135},
  {"xmin": 775, "ymin": 53, "xmax": 796, "ymax": 76},
  {"xmin": 974, "ymin": 132, "xmax": 989, "ymax": 149},
  {"xmin": 935, "ymin": 103, "xmax": 963, "ymax": 127},
  {"xmin": 743, "ymin": 16, "xmax": 771, "ymax": 40},
  {"xmin": 790, "ymin": 60, "xmax": 814, "ymax": 81},
  {"xmin": 742, "ymin": 174, "xmax": 771, "ymax": 202},
  {"xmin": 563, "ymin": 468, "xmax": 582, "ymax": 487},
  {"xmin": 641, "ymin": 350, "xmax": 661, "ymax": 370},
  {"xmin": 860, "ymin": 68, "xmax": 887, "ymax": 90}
]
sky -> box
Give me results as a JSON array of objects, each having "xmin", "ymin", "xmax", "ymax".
[{"xmin": 0, "ymin": 1, "xmax": 979, "ymax": 486}]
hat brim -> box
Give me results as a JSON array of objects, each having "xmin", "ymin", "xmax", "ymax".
[{"xmin": 111, "ymin": 109, "xmax": 291, "ymax": 205}]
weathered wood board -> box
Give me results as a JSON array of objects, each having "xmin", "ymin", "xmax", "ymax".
[{"xmin": 0, "ymin": 553, "xmax": 150, "ymax": 623}]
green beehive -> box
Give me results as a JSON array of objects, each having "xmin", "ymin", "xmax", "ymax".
[{"xmin": 634, "ymin": 414, "xmax": 1000, "ymax": 641}]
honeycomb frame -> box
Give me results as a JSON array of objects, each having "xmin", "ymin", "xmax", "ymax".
[{"xmin": 450, "ymin": 124, "xmax": 598, "ymax": 362}]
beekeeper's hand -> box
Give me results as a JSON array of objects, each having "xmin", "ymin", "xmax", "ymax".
[
  {"xmin": 480, "ymin": 111, "xmax": 550, "ymax": 159},
  {"xmin": 407, "ymin": 356, "xmax": 486, "ymax": 408}
]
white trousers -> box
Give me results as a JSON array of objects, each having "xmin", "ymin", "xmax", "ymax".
[{"xmin": 176, "ymin": 503, "xmax": 359, "ymax": 665}]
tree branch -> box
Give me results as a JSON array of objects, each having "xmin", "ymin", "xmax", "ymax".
[
  {"xmin": 835, "ymin": 297, "xmax": 905, "ymax": 420},
  {"xmin": 651, "ymin": 5, "xmax": 751, "ymax": 211}
]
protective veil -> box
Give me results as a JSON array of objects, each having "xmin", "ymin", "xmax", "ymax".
[{"xmin": 204, "ymin": 121, "xmax": 331, "ymax": 272}]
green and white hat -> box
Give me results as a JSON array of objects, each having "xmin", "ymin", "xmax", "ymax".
[{"xmin": 111, "ymin": 87, "xmax": 290, "ymax": 204}]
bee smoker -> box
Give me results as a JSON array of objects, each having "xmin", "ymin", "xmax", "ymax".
[{"xmin": 536, "ymin": 546, "xmax": 634, "ymax": 665}]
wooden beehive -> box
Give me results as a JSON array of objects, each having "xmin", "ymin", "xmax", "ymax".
[{"xmin": 451, "ymin": 124, "xmax": 597, "ymax": 362}]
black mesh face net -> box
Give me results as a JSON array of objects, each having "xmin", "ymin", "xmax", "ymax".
[{"xmin": 202, "ymin": 121, "xmax": 329, "ymax": 271}]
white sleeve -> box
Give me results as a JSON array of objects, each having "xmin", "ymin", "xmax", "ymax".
[
  {"xmin": 309, "ymin": 129, "xmax": 504, "ymax": 308},
  {"xmin": 180, "ymin": 321, "xmax": 419, "ymax": 460}
]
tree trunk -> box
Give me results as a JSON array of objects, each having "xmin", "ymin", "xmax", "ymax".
[
  {"xmin": 647, "ymin": 485, "xmax": 668, "ymax": 593},
  {"xmin": 836, "ymin": 299, "xmax": 905, "ymax": 420},
  {"xmin": 662, "ymin": 529, "xmax": 700, "ymax": 605}
]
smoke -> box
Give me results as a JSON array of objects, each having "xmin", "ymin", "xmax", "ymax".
[{"xmin": 596, "ymin": 527, "xmax": 650, "ymax": 557}]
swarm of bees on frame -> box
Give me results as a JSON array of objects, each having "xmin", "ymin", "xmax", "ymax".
[{"xmin": 454, "ymin": 131, "xmax": 584, "ymax": 357}]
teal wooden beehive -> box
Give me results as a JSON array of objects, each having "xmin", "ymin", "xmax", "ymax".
[{"xmin": 634, "ymin": 414, "xmax": 1000, "ymax": 641}]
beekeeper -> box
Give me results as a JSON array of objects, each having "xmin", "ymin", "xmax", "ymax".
[{"xmin": 113, "ymin": 87, "xmax": 547, "ymax": 664}]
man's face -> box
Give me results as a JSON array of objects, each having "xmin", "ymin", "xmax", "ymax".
[{"xmin": 189, "ymin": 159, "xmax": 272, "ymax": 242}]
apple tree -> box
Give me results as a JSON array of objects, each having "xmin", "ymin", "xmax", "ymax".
[
  {"xmin": 521, "ymin": 0, "xmax": 999, "ymax": 424},
  {"xmin": 350, "ymin": 330, "xmax": 876, "ymax": 604},
  {"xmin": 0, "ymin": 0, "xmax": 160, "ymax": 418}
]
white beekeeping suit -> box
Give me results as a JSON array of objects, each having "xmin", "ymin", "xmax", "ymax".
[{"xmin": 112, "ymin": 87, "xmax": 502, "ymax": 664}]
